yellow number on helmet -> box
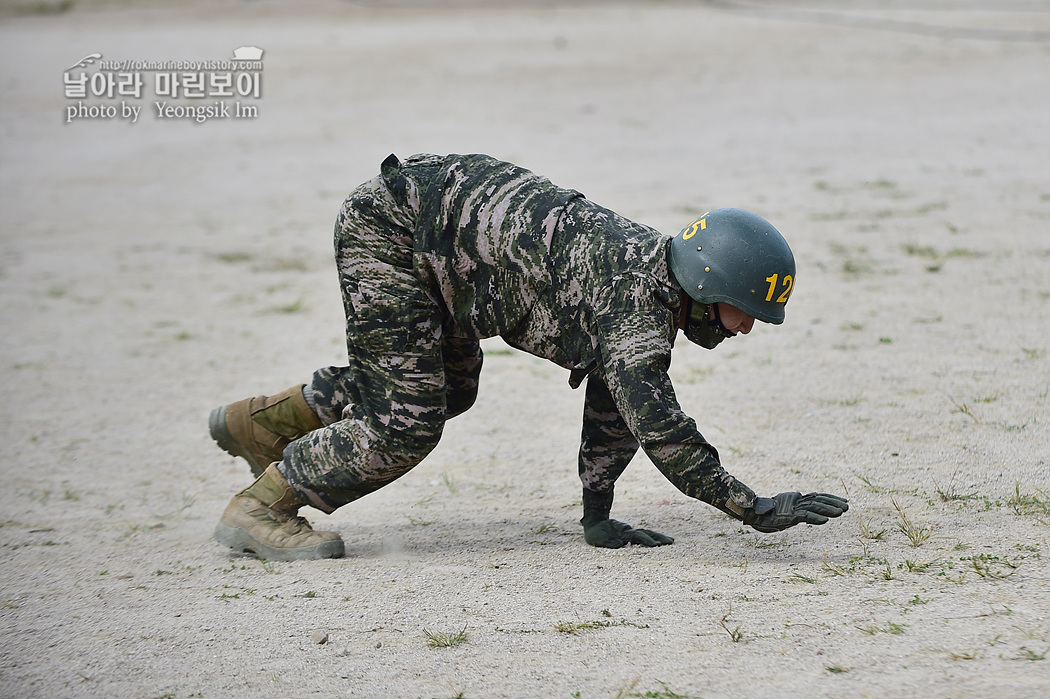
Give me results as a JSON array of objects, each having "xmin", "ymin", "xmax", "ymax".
[{"xmin": 682, "ymin": 217, "xmax": 707, "ymax": 241}]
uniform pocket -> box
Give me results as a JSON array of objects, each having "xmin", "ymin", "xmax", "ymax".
[{"xmin": 344, "ymin": 279, "xmax": 417, "ymax": 354}]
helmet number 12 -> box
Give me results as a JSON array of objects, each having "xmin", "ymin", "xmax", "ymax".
[{"xmin": 765, "ymin": 273, "xmax": 793, "ymax": 303}]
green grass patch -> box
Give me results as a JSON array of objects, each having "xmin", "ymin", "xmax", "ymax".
[{"xmin": 423, "ymin": 626, "xmax": 468, "ymax": 648}]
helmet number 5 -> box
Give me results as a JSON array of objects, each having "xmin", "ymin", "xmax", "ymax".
[{"xmin": 764, "ymin": 274, "xmax": 793, "ymax": 303}]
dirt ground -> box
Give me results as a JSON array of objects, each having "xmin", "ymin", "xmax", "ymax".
[{"xmin": 1, "ymin": 1, "xmax": 1049, "ymax": 697}]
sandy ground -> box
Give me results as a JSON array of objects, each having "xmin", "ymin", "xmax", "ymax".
[{"xmin": 1, "ymin": 1, "xmax": 1049, "ymax": 697}]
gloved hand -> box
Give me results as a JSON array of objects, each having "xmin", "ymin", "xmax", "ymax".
[
  {"xmin": 581, "ymin": 513, "xmax": 674, "ymax": 548},
  {"xmin": 742, "ymin": 492, "xmax": 849, "ymax": 533}
]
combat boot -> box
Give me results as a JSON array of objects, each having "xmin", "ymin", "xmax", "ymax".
[
  {"xmin": 209, "ymin": 384, "xmax": 323, "ymax": 477},
  {"xmin": 213, "ymin": 463, "xmax": 344, "ymax": 561}
]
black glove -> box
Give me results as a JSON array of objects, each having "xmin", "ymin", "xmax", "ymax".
[
  {"xmin": 581, "ymin": 513, "xmax": 675, "ymax": 548},
  {"xmin": 742, "ymin": 491, "xmax": 849, "ymax": 533}
]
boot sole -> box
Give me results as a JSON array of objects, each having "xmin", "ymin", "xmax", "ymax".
[
  {"xmin": 213, "ymin": 521, "xmax": 345, "ymax": 562},
  {"xmin": 209, "ymin": 405, "xmax": 267, "ymax": 476}
]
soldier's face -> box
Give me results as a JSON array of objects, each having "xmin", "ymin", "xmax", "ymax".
[
  {"xmin": 714, "ymin": 303, "xmax": 755, "ymax": 335},
  {"xmin": 681, "ymin": 299, "xmax": 755, "ymax": 349}
]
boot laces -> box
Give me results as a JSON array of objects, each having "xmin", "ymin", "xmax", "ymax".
[{"xmin": 280, "ymin": 515, "xmax": 314, "ymax": 534}]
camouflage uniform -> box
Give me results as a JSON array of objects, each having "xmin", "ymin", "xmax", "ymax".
[{"xmin": 280, "ymin": 153, "xmax": 757, "ymax": 520}]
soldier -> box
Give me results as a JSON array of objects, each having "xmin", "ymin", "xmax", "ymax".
[{"xmin": 210, "ymin": 153, "xmax": 849, "ymax": 561}]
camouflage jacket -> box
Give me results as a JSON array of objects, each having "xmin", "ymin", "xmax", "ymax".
[{"xmin": 382, "ymin": 153, "xmax": 756, "ymax": 518}]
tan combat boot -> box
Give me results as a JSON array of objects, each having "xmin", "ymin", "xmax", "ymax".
[
  {"xmin": 213, "ymin": 464, "xmax": 344, "ymax": 561},
  {"xmin": 209, "ymin": 384, "xmax": 324, "ymax": 477}
]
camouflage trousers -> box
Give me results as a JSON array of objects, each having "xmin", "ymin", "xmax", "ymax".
[{"xmin": 279, "ymin": 173, "xmax": 481, "ymax": 514}]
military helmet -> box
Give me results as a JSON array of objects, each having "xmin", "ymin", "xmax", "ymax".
[{"xmin": 669, "ymin": 208, "xmax": 796, "ymax": 324}]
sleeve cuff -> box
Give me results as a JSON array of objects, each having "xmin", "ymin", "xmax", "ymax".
[{"xmin": 582, "ymin": 488, "xmax": 614, "ymax": 518}]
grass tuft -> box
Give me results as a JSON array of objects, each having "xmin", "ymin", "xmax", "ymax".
[
  {"xmin": 965, "ymin": 554, "xmax": 1019, "ymax": 579},
  {"xmin": 629, "ymin": 680, "xmax": 697, "ymax": 698},
  {"xmin": 858, "ymin": 518, "xmax": 887, "ymax": 540},
  {"xmin": 554, "ymin": 618, "xmax": 648, "ymax": 634},
  {"xmin": 821, "ymin": 553, "xmax": 850, "ymax": 577},
  {"xmin": 1019, "ymin": 646, "xmax": 1049, "ymax": 661},
  {"xmin": 423, "ymin": 626, "xmax": 468, "ymax": 648},
  {"xmin": 948, "ymin": 650, "xmax": 980, "ymax": 661},
  {"xmin": 947, "ymin": 395, "xmax": 980, "ymax": 423},
  {"xmin": 1007, "ymin": 483, "xmax": 1050, "ymax": 518},
  {"xmin": 441, "ymin": 472, "xmax": 456, "ymax": 494},
  {"xmin": 892, "ymin": 498, "xmax": 933, "ymax": 547},
  {"xmin": 718, "ymin": 605, "xmax": 744, "ymax": 643},
  {"xmin": 856, "ymin": 474, "xmax": 883, "ymax": 493},
  {"xmin": 903, "ymin": 558, "xmax": 937, "ymax": 573},
  {"xmin": 256, "ymin": 558, "xmax": 279, "ymax": 574},
  {"xmin": 857, "ymin": 622, "xmax": 906, "ymax": 635}
]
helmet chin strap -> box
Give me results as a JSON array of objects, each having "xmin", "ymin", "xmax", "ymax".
[
  {"xmin": 710, "ymin": 302, "xmax": 736, "ymax": 338},
  {"xmin": 682, "ymin": 299, "xmax": 735, "ymax": 350}
]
